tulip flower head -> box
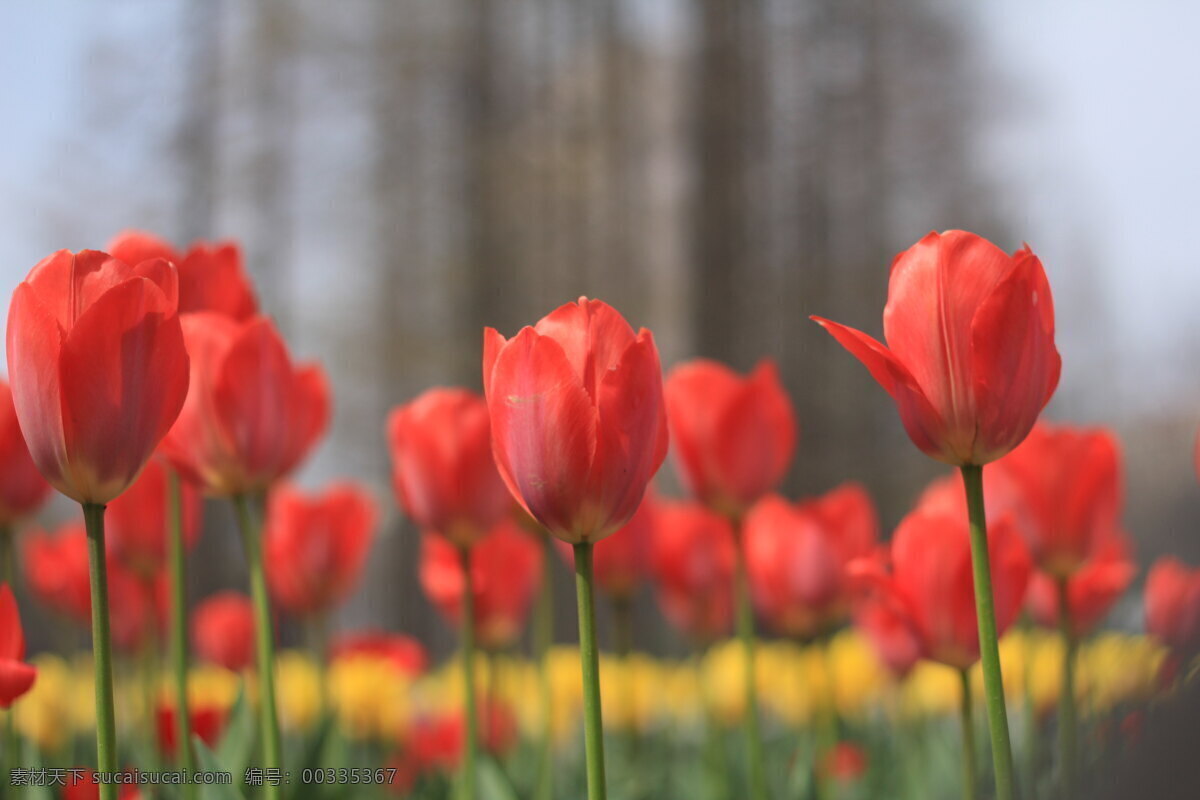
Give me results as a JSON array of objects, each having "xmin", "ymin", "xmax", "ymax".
[
  {"xmin": 744, "ymin": 484, "xmax": 878, "ymax": 639},
  {"xmin": 265, "ymin": 482, "xmax": 376, "ymax": 617},
  {"xmin": 108, "ymin": 230, "xmax": 258, "ymax": 320},
  {"xmin": 1026, "ymin": 535, "xmax": 1136, "ymax": 637},
  {"xmin": 483, "ymin": 297, "xmax": 668, "ymax": 544},
  {"xmin": 419, "ymin": 520, "xmax": 543, "ymax": 651},
  {"xmin": 6, "ymin": 249, "xmax": 190, "ymax": 504},
  {"xmin": 330, "ymin": 630, "xmax": 428, "ymax": 676},
  {"xmin": 161, "ymin": 313, "xmax": 329, "ymax": 496},
  {"xmin": 1145, "ymin": 557, "xmax": 1200, "ymax": 657},
  {"xmin": 0, "ymin": 583, "xmax": 37, "ymax": 707},
  {"xmin": 106, "ymin": 457, "xmax": 202, "ymax": 576},
  {"xmin": 0, "ymin": 378, "xmax": 51, "ymax": 525},
  {"xmin": 156, "ymin": 700, "xmax": 226, "ymax": 757},
  {"xmin": 387, "ymin": 388, "xmax": 512, "ymax": 547},
  {"xmin": 852, "ymin": 494, "xmax": 1032, "ymax": 670},
  {"xmin": 651, "ymin": 500, "xmax": 737, "ymax": 643},
  {"xmin": 813, "ymin": 230, "xmax": 1061, "ymax": 466},
  {"xmin": 192, "ymin": 591, "xmax": 257, "ymax": 672},
  {"xmin": 665, "ymin": 358, "xmax": 796, "ymax": 518}
]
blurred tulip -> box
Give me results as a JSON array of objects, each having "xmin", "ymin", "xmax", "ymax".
[
  {"xmin": 162, "ymin": 313, "xmax": 329, "ymax": 495},
  {"xmin": 1026, "ymin": 535, "xmax": 1136, "ymax": 637},
  {"xmin": 651, "ymin": 501, "xmax": 736, "ymax": 643},
  {"xmin": 155, "ymin": 701, "xmax": 225, "ymax": 757},
  {"xmin": 192, "ymin": 592, "xmax": 256, "ymax": 671},
  {"xmin": 483, "ymin": 297, "xmax": 668, "ymax": 543},
  {"xmin": 6, "ymin": 249, "xmax": 190, "ymax": 504},
  {"xmin": 264, "ymin": 482, "xmax": 376, "ymax": 617},
  {"xmin": 555, "ymin": 494, "xmax": 656, "ymax": 599},
  {"xmin": 386, "ymin": 388, "xmax": 511, "ymax": 547},
  {"xmin": 1145, "ymin": 557, "xmax": 1200, "ymax": 656},
  {"xmin": 853, "ymin": 597, "xmax": 923, "ymax": 679},
  {"xmin": 819, "ymin": 741, "xmax": 868, "ymax": 782},
  {"xmin": 665, "ymin": 359, "xmax": 796, "ymax": 518},
  {"xmin": 990, "ymin": 424, "xmax": 1124, "ymax": 577},
  {"xmin": 853, "ymin": 498, "xmax": 1032, "ymax": 670},
  {"xmin": 813, "ymin": 230, "xmax": 1060, "ymax": 466},
  {"xmin": 108, "ymin": 230, "xmax": 258, "ymax": 320},
  {"xmin": 0, "ymin": 378, "xmax": 50, "ymax": 525},
  {"xmin": 419, "ymin": 521, "xmax": 543, "ymax": 651},
  {"xmin": 744, "ymin": 484, "xmax": 878, "ymax": 638},
  {"xmin": 62, "ymin": 770, "xmax": 141, "ymax": 800},
  {"xmin": 0, "ymin": 583, "xmax": 36, "ymax": 707},
  {"xmin": 106, "ymin": 457, "xmax": 202, "ymax": 576},
  {"xmin": 329, "ymin": 630, "xmax": 428, "ymax": 676}
]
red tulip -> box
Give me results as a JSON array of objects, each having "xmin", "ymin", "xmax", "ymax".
[
  {"xmin": 853, "ymin": 596, "xmax": 923, "ymax": 679},
  {"xmin": 483, "ymin": 297, "xmax": 668, "ymax": 543},
  {"xmin": 650, "ymin": 500, "xmax": 736, "ymax": 643},
  {"xmin": 819, "ymin": 741, "xmax": 868, "ymax": 783},
  {"xmin": 665, "ymin": 359, "xmax": 796, "ymax": 517},
  {"xmin": 393, "ymin": 701, "xmax": 518, "ymax": 784},
  {"xmin": 1026, "ymin": 535, "xmax": 1136, "ymax": 637},
  {"xmin": 1145, "ymin": 557, "xmax": 1200, "ymax": 656},
  {"xmin": 22, "ymin": 522, "xmax": 159, "ymax": 651},
  {"xmin": 386, "ymin": 388, "xmax": 512, "ymax": 547},
  {"xmin": 106, "ymin": 457, "xmax": 202, "ymax": 576},
  {"xmin": 988, "ymin": 424, "xmax": 1124, "ymax": 577},
  {"xmin": 0, "ymin": 379, "xmax": 50, "ymax": 524},
  {"xmin": 6, "ymin": 249, "xmax": 190, "ymax": 504},
  {"xmin": 192, "ymin": 591, "xmax": 256, "ymax": 671},
  {"xmin": 852, "ymin": 496, "xmax": 1031, "ymax": 670},
  {"xmin": 156, "ymin": 700, "xmax": 225, "ymax": 757},
  {"xmin": 0, "ymin": 583, "xmax": 36, "ymax": 707},
  {"xmin": 813, "ymin": 230, "xmax": 1060, "ymax": 466},
  {"xmin": 419, "ymin": 520, "xmax": 543, "ymax": 650},
  {"xmin": 63, "ymin": 769, "xmax": 142, "ymax": 800},
  {"xmin": 555, "ymin": 493, "xmax": 656, "ymax": 599},
  {"xmin": 161, "ymin": 313, "xmax": 329, "ymax": 495},
  {"xmin": 329, "ymin": 630, "xmax": 428, "ymax": 676},
  {"xmin": 264, "ymin": 482, "xmax": 376, "ymax": 616},
  {"xmin": 744, "ymin": 484, "xmax": 878, "ymax": 639},
  {"xmin": 108, "ymin": 230, "xmax": 258, "ymax": 320}
]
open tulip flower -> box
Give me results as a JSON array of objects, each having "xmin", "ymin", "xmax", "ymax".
[
  {"xmin": 265, "ymin": 482, "xmax": 376, "ymax": 618},
  {"xmin": 419, "ymin": 521, "xmax": 543, "ymax": 652},
  {"xmin": 744, "ymin": 483, "xmax": 878, "ymax": 640},
  {"xmin": 1145, "ymin": 557, "xmax": 1200, "ymax": 660},
  {"xmin": 484, "ymin": 297, "xmax": 667, "ymax": 800},
  {"xmin": 665, "ymin": 358, "xmax": 796, "ymax": 519},
  {"xmin": 387, "ymin": 388, "xmax": 512, "ymax": 547},
  {"xmin": 108, "ymin": 229, "xmax": 258, "ymax": 320},
  {"xmin": 0, "ymin": 583, "xmax": 37, "ymax": 707}
]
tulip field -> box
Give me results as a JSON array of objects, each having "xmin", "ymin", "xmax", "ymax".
[{"xmin": 0, "ymin": 228, "xmax": 1197, "ymax": 800}]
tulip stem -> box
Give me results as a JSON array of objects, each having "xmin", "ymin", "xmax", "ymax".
[
  {"xmin": 233, "ymin": 494, "xmax": 282, "ymax": 800},
  {"xmin": 573, "ymin": 542, "xmax": 608, "ymax": 800},
  {"xmin": 960, "ymin": 668, "xmax": 978, "ymax": 800},
  {"xmin": 82, "ymin": 502, "xmax": 119, "ymax": 800},
  {"xmin": 733, "ymin": 526, "xmax": 768, "ymax": 800},
  {"xmin": 959, "ymin": 465, "xmax": 1017, "ymax": 800},
  {"xmin": 1055, "ymin": 576, "xmax": 1077, "ymax": 798},
  {"xmin": 166, "ymin": 472, "xmax": 197, "ymax": 797},
  {"xmin": 458, "ymin": 544, "xmax": 479, "ymax": 800},
  {"xmin": 534, "ymin": 535, "xmax": 554, "ymax": 800}
]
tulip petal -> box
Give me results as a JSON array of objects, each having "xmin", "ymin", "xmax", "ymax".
[
  {"xmin": 487, "ymin": 327, "xmax": 596, "ymax": 538},
  {"xmin": 711, "ymin": 360, "xmax": 796, "ymax": 508},
  {"xmin": 281, "ymin": 364, "xmax": 331, "ymax": 476},
  {"xmin": 0, "ymin": 660, "xmax": 36, "ymax": 708},
  {"xmin": 970, "ymin": 250, "xmax": 1062, "ymax": 462},
  {"xmin": 0, "ymin": 585, "xmax": 24, "ymax": 661},
  {"xmin": 108, "ymin": 230, "xmax": 179, "ymax": 266},
  {"xmin": 664, "ymin": 359, "xmax": 745, "ymax": 503},
  {"xmin": 534, "ymin": 298, "xmax": 637, "ymax": 401},
  {"xmin": 178, "ymin": 242, "xmax": 257, "ymax": 319},
  {"xmin": 812, "ymin": 317, "xmax": 950, "ymax": 461},
  {"xmin": 58, "ymin": 277, "xmax": 190, "ymax": 503},
  {"xmin": 6, "ymin": 282, "xmax": 69, "ymax": 494},
  {"xmin": 482, "ymin": 327, "xmax": 508, "ymax": 399},
  {"xmin": 587, "ymin": 330, "xmax": 668, "ymax": 539}
]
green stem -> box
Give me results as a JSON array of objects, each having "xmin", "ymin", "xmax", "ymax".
[
  {"xmin": 733, "ymin": 525, "xmax": 768, "ymax": 800},
  {"xmin": 959, "ymin": 465, "xmax": 1016, "ymax": 800},
  {"xmin": 166, "ymin": 472, "xmax": 197, "ymax": 796},
  {"xmin": 960, "ymin": 669, "xmax": 978, "ymax": 800},
  {"xmin": 233, "ymin": 494, "xmax": 282, "ymax": 800},
  {"xmin": 1055, "ymin": 576, "xmax": 1077, "ymax": 799},
  {"xmin": 815, "ymin": 636, "xmax": 840, "ymax": 800},
  {"xmin": 574, "ymin": 542, "xmax": 608, "ymax": 800},
  {"xmin": 82, "ymin": 502, "xmax": 118, "ymax": 800},
  {"xmin": 459, "ymin": 545, "xmax": 479, "ymax": 800},
  {"xmin": 696, "ymin": 650, "xmax": 731, "ymax": 800},
  {"xmin": 534, "ymin": 535, "xmax": 554, "ymax": 800}
]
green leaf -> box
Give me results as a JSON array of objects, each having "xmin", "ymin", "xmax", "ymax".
[
  {"xmin": 216, "ymin": 688, "xmax": 257, "ymax": 785},
  {"xmin": 193, "ymin": 737, "xmax": 248, "ymax": 800},
  {"xmin": 477, "ymin": 757, "xmax": 519, "ymax": 800}
]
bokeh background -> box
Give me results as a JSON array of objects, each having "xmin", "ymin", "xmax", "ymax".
[{"xmin": 2, "ymin": 0, "xmax": 1197, "ymax": 658}]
